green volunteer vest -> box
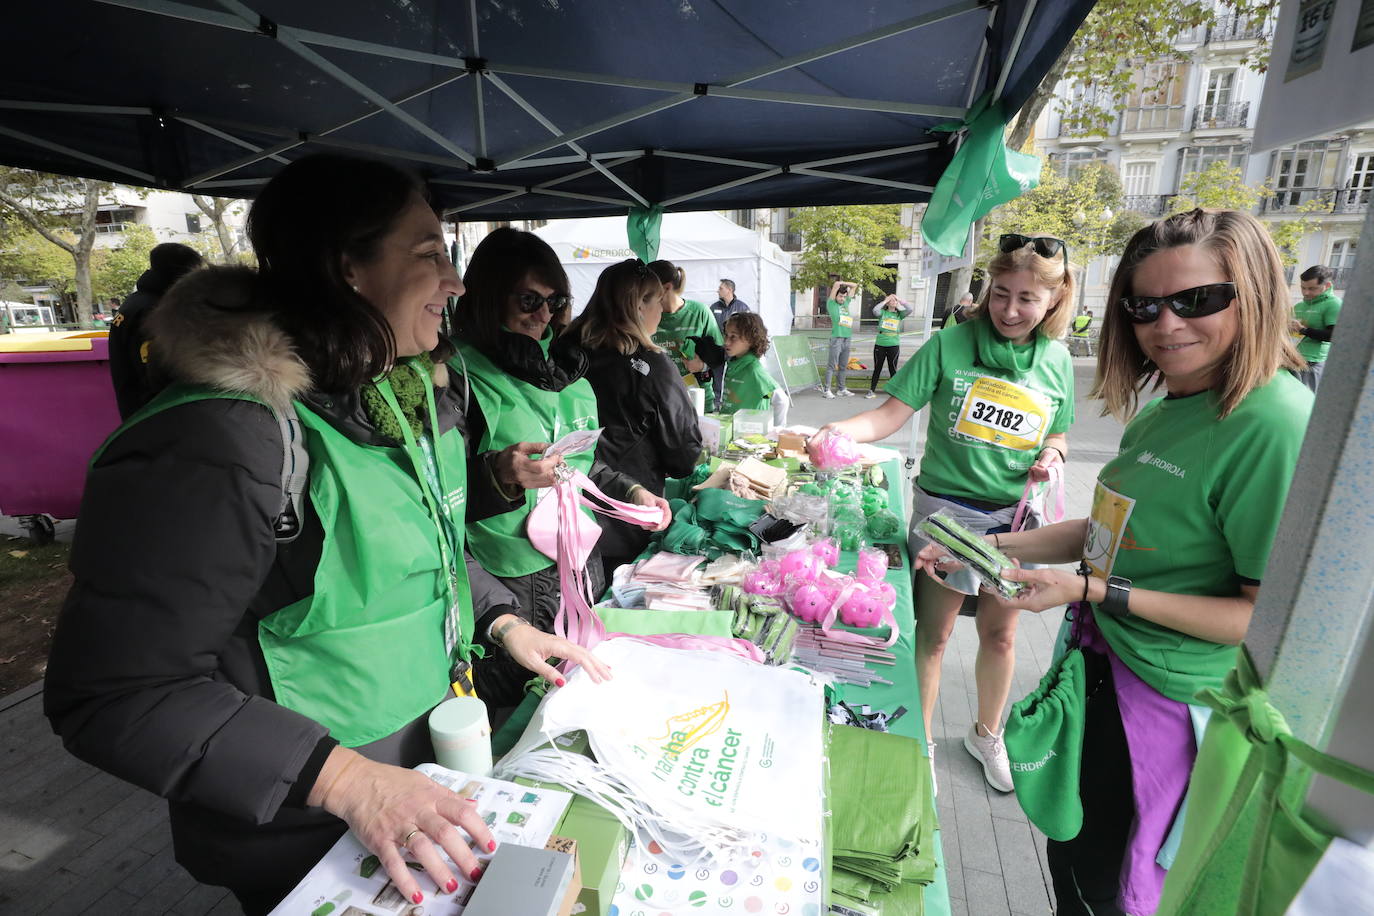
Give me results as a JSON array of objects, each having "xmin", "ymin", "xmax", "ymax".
[
  {"xmin": 93, "ymin": 366, "xmax": 475, "ymax": 747},
  {"xmin": 451, "ymin": 338, "xmax": 599, "ymax": 578}
]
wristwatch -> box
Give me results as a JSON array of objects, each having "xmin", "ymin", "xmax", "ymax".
[{"xmin": 1101, "ymin": 575, "xmax": 1132, "ymax": 618}]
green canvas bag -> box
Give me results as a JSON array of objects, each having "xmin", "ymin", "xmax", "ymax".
[{"xmin": 1004, "ymin": 604, "xmax": 1088, "ymax": 841}]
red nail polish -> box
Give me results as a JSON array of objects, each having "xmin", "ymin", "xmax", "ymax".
[
  {"xmin": 446, "ymin": 878, "xmax": 458, "ymax": 893},
  {"xmin": 470, "ymin": 866, "xmax": 482, "ymax": 880},
  {"xmin": 555, "ymin": 677, "xmax": 566, "ymax": 687},
  {"xmin": 487, "ymin": 839, "xmax": 497, "ymax": 852},
  {"xmin": 411, "ymin": 891, "xmax": 424, "ymax": 904}
]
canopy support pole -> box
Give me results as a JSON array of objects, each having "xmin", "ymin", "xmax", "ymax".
[
  {"xmin": 0, "ymin": 125, "xmax": 155, "ymax": 184},
  {"xmin": 993, "ymin": 0, "xmax": 1040, "ymax": 103}
]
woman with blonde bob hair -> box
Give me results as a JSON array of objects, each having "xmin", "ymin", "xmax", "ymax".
[
  {"xmin": 824, "ymin": 233, "xmax": 1079, "ymax": 795},
  {"xmin": 919, "ymin": 210, "xmax": 1312, "ymax": 915},
  {"xmin": 562, "ymin": 260, "xmax": 703, "ymax": 582}
]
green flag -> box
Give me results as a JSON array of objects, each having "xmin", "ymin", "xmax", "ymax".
[
  {"xmin": 627, "ymin": 204, "xmax": 664, "ymax": 262},
  {"xmin": 921, "ymin": 93, "xmax": 1041, "ymax": 257}
]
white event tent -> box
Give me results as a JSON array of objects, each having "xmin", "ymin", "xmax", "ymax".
[{"xmin": 534, "ymin": 212, "xmax": 794, "ymax": 339}]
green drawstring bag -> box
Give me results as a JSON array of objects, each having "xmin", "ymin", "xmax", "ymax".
[{"xmin": 1004, "ymin": 642, "xmax": 1087, "ymax": 841}]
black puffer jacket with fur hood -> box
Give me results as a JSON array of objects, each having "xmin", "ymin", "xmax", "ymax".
[{"xmin": 45, "ymin": 266, "xmax": 529, "ymax": 905}]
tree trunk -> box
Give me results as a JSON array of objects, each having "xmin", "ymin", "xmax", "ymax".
[
  {"xmin": 194, "ymin": 195, "xmax": 237, "ymax": 262},
  {"xmin": 1007, "ymin": 48, "xmax": 1073, "ymax": 152},
  {"xmin": 72, "ymin": 179, "xmax": 101, "ymax": 327}
]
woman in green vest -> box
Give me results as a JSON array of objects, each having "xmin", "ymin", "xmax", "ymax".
[
  {"xmin": 646, "ymin": 259, "xmax": 725, "ymax": 410},
  {"xmin": 922, "ymin": 210, "xmax": 1311, "ymax": 915},
  {"xmin": 450, "ymin": 230, "xmax": 671, "ymax": 709},
  {"xmin": 822, "ymin": 235, "xmax": 1078, "ymax": 796},
  {"xmin": 44, "ymin": 154, "xmax": 608, "ymax": 914}
]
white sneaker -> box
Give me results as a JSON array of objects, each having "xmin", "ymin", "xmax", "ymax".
[
  {"xmin": 821, "ymin": 389, "xmax": 836, "ymax": 399},
  {"xmin": 865, "ymin": 390, "xmax": 877, "ymax": 399},
  {"xmin": 964, "ymin": 722, "xmax": 1014, "ymax": 793},
  {"xmin": 927, "ymin": 742, "xmax": 938, "ymax": 798},
  {"xmin": 838, "ymin": 389, "xmax": 855, "ymax": 397}
]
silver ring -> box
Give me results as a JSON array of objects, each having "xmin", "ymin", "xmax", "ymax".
[{"xmin": 400, "ymin": 828, "xmax": 422, "ymax": 849}]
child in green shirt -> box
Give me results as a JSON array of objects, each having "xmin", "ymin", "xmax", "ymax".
[{"xmin": 722, "ymin": 312, "xmax": 785, "ymax": 425}]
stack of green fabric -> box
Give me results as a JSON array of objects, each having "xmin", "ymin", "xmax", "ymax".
[
  {"xmin": 657, "ymin": 488, "xmax": 765, "ymax": 559},
  {"xmin": 827, "ymin": 723, "xmax": 938, "ymax": 914}
]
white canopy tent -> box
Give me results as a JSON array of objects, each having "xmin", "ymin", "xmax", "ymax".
[{"xmin": 534, "ymin": 212, "xmax": 794, "ymax": 339}]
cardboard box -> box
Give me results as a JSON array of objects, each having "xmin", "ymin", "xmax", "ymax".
[
  {"xmin": 776, "ymin": 431, "xmax": 807, "ymax": 454},
  {"xmin": 516, "ymin": 778, "xmax": 630, "ymax": 916},
  {"xmin": 545, "ymin": 836, "xmax": 583, "ymax": 916},
  {"xmin": 463, "ymin": 843, "xmax": 575, "ymax": 916}
]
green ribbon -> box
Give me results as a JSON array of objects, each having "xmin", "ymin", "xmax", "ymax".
[{"xmin": 627, "ymin": 204, "xmax": 664, "ymax": 263}]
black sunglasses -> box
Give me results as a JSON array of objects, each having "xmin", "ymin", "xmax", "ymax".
[
  {"xmin": 999, "ymin": 233, "xmax": 1069, "ymax": 268},
  {"xmin": 514, "ymin": 290, "xmax": 572, "ymax": 314},
  {"xmin": 1120, "ymin": 282, "xmax": 1237, "ymax": 324}
]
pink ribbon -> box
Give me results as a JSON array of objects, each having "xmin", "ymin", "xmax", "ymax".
[{"xmin": 1011, "ymin": 462, "xmax": 1065, "ymax": 532}]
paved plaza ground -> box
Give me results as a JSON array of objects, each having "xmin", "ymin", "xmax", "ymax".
[{"xmin": 0, "ymin": 336, "xmax": 1123, "ymax": 915}]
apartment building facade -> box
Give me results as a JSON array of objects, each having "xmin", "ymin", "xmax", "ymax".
[{"xmin": 1036, "ymin": 14, "xmax": 1370, "ymax": 308}]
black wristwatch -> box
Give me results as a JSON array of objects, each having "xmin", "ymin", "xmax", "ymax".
[{"xmin": 1101, "ymin": 575, "xmax": 1132, "ymax": 618}]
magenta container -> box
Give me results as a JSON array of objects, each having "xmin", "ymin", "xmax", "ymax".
[{"xmin": 0, "ymin": 335, "xmax": 121, "ymax": 519}]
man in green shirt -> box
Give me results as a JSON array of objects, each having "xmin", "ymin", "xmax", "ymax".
[
  {"xmin": 1291, "ymin": 265, "xmax": 1342, "ymax": 392},
  {"xmin": 822, "ymin": 279, "xmax": 858, "ymax": 398}
]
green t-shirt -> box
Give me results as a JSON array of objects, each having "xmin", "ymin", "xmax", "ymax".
[
  {"xmin": 875, "ymin": 306, "xmax": 906, "ymax": 347},
  {"xmin": 1293, "ymin": 289, "xmax": 1341, "ymax": 363},
  {"xmin": 827, "ymin": 298, "xmax": 855, "ymax": 339},
  {"xmin": 653, "ymin": 298, "xmax": 722, "ymax": 376},
  {"xmin": 721, "ymin": 352, "xmax": 778, "ymax": 414},
  {"xmin": 1083, "ymin": 371, "xmax": 1313, "ymax": 702},
  {"xmin": 883, "ymin": 318, "xmax": 1075, "ymax": 505}
]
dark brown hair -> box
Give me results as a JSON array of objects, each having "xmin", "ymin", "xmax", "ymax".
[
  {"xmin": 647, "ymin": 259, "xmax": 685, "ymax": 292},
  {"xmin": 725, "ymin": 312, "xmax": 770, "ymax": 358},
  {"xmin": 453, "ymin": 227, "xmax": 570, "ymax": 349},
  {"xmin": 247, "ymin": 153, "xmax": 426, "ymax": 392}
]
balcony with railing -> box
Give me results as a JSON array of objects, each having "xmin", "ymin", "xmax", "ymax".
[
  {"xmin": 1122, "ymin": 195, "xmax": 1173, "ymax": 217},
  {"xmin": 1208, "ymin": 15, "xmax": 1269, "ymax": 43},
  {"xmin": 1192, "ymin": 101, "xmax": 1250, "ymax": 131},
  {"xmin": 1122, "ymin": 105, "xmax": 1185, "ymax": 133},
  {"xmin": 1263, "ymin": 187, "xmax": 1371, "ymax": 215},
  {"xmin": 770, "ymin": 230, "xmax": 802, "ymax": 251}
]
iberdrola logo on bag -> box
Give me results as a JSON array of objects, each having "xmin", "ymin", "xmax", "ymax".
[{"xmin": 639, "ymin": 694, "xmax": 747, "ymax": 808}]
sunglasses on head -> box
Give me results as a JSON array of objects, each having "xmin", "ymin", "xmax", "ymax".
[
  {"xmin": 999, "ymin": 233, "xmax": 1069, "ymax": 267},
  {"xmin": 514, "ymin": 290, "xmax": 572, "ymax": 314},
  {"xmin": 1119, "ymin": 282, "xmax": 1236, "ymax": 324}
]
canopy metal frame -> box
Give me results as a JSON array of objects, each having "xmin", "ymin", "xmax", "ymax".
[{"xmin": 1, "ymin": 0, "xmax": 1023, "ymax": 215}]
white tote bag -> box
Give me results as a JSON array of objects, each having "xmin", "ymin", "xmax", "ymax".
[{"xmin": 495, "ymin": 638, "xmax": 825, "ymax": 864}]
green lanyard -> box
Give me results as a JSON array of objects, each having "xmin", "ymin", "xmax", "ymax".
[{"xmin": 373, "ymin": 362, "xmax": 479, "ymax": 665}]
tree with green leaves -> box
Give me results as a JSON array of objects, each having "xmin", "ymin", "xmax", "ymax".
[
  {"xmin": 1168, "ymin": 161, "xmax": 1325, "ymax": 266},
  {"xmin": 979, "ymin": 162, "xmax": 1146, "ymax": 273},
  {"xmin": 0, "ymin": 167, "xmax": 117, "ymax": 325},
  {"xmin": 0, "ymin": 227, "xmax": 79, "ymax": 307},
  {"xmin": 1008, "ymin": 0, "xmax": 1276, "ymax": 150},
  {"xmin": 93, "ymin": 224, "xmax": 158, "ymax": 303},
  {"xmin": 790, "ymin": 204, "xmax": 903, "ymax": 297}
]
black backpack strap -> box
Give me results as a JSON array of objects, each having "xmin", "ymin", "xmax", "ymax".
[{"xmin": 273, "ymin": 403, "xmax": 309, "ymax": 543}]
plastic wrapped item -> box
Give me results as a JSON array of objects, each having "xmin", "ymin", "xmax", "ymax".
[
  {"xmin": 806, "ymin": 428, "xmax": 862, "ymax": 471},
  {"xmin": 771, "ymin": 492, "xmax": 828, "ymax": 528},
  {"xmin": 787, "ymin": 581, "xmax": 831, "ymax": 624},
  {"xmin": 865, "ymin": 508, "xmax": 902, "ymax": 542},
  {"xmin": 810, "ymin": 536, "xmax": 840, "ymax": 567},
  {"xmin": 861, "ymin": 486, "xmax": 889, "ymax": 517},
  {"xmin": 868, "ymin": 579, "xmax": 897, "ymax": 609},
  {"xmin": 834, "ymin": 521, "xmax": 867, "ymax": 552},
  {"xmin": 915, "ymin": 508, "xmax": 1027, "ymax": 599},
  {"xmin": 742, "ymin": 559, "xmax": 788, "ymax": 596},
  {"xmin": 856, "ymin": 546, "xmax": 889, "ymax": 581},
  {"xmin": 839, "ymin": 585, "xmax": 887, "ymax": 628},
  {"xmin": 778, "ymin": 547, "xmax": 825, "ymax": 583}
]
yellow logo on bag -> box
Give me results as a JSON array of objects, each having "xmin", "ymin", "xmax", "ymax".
[{"xmin": 954, "ymin": 375, "xmax": 1051, "ymax": 451}]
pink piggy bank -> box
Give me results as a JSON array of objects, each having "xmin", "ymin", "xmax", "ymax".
[
  {"xmin": 856, "ymin": 547, "xmax": 889, "ymax": 581},
  {"xmin": 743, "ymin": 560, "xmax": 787, "ymax": 596},
  {"xmin": 779, "ymin": 548, "xmax": 824, "ymax": 583},
  {"xmin": 788, "ymin": 583, "xmax": 831, "ymax": 623},
  {"xmin": 867, "ymin": 580, "xmax": 897, "ymax": 610},
  {"xmin": 840, "ymin": 588, "xmax": 885, "ymax": 628},
  {"xmin": 810, "ymin": 537, "xmax": 840, "ymax": 567}
]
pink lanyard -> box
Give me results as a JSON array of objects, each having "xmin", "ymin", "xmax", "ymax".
[{"xmin": 1011, "ymin": 463, "xmax": 1065, "ymax": 532}]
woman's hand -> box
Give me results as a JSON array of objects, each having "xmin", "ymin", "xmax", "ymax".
[
  {"xmin": 913, "ymin": 540, "xmax": 968, "ymax": 581},
  {"xmin": 312, "ymin": 748, "xmax": 496, "ymax": 906},
  {"xmin": 1029, "ymin": 447, "xmax": 1064, "ymax": 483},
  {"xmin": 496, "ymin": 442, "xmax": 562, "ymax": 490},
  {"xmin": 988, "ymin": 565, "xmax": 1088, "ymax": 613},
  {"xmin": 683, "ymin": 355, "xmax": 706, "ymax": 373},
  {"xmin": 631, "ymin": 487, "xmax": 673, "ymax": 531},
  {"xmin": 499, "ymin": 617, "xmax": 614, "ymax": 686}
]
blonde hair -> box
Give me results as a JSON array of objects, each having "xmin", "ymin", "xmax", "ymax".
[
  {"xmin": 1092, "ymin": 209, "xmax": 1305, "ymax": 422},
  {"xmin": 564, "ymin": 260, "xmax": 662, "ymax": 356},
  {"xmin": 967, "ymin": 243, "xmax": 1076, "ymax": 340}
]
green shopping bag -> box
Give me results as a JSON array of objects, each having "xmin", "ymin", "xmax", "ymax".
[
  {"xmin": 1004, "ymin": 645, "xmax": 1086, "ymax": 841},
  {"xmin": 1157, "ymin": 646, "xmax": 1374, "ymax": 915}
]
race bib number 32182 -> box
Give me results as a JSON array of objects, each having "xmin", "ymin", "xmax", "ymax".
[{"xmin": 954, "ymin": 375, "xmax": 1052, "ymax": 451}]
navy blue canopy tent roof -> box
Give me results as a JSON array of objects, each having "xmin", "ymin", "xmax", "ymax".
[{"xmin": 1, "ymin": 0, "xmax": 1093, "ymax": 220}]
